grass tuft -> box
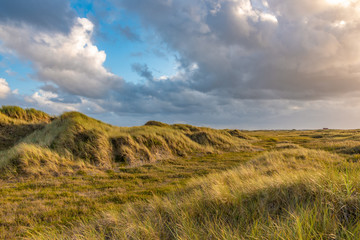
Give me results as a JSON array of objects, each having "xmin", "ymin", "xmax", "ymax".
[
  {"xmin": 44, "ymin": 149, "xmax": 360, "ymax": 240},
  {"xmin": 144, "ymin": 121, "xmax": 169, "ymax": 127},
  {"xmin": 0, "ymin": 106, "xmax": 52, "ymax": 123}
]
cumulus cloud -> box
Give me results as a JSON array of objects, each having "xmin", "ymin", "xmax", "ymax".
[
  {"xmin": 119, "ymin": 0, "xmax": 360, "ymax": 100},
  {"xmin": 0, "ymin": 17, "xmax": 122, "ymax": 98},
  {"xmin": 0, "ymin": 78, "xmax": 10, "ymax": 99},
  {"xmin": 2, "ymin": 0, "xmax": 360, "ymax": 129},
  {"xmin": 25, "ymin": 89, "xmax": 105, "ymax": 115}
]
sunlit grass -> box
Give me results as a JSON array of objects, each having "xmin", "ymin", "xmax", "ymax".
[
  {"xmin": 0, "ymin": 152, "xmax": 257, "ymax": 239},
  {"xmin": 37, "ymin": 148, "xmax": 360, "ymax": 239},
  {"xmin": 2, "ymin": 106, "xmax": 360, "ymax": 239}
]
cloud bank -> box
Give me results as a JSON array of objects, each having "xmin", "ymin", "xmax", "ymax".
[
  {"xmin": 1, "ymin": 0, "xmax": 360, "ymax": 129},
  {"xmin": 0, "ymin": 0, "xmax": 75, "ymax": 33},
  {"xmin": 120, "ymin": 0, "xmax": 360, "ymax": 100},
  {"xmin": 45, "ymin": 0, "xmax": 356, "ymax": 128},
  {"xmin": 80, "ymin": 0, "xmax": 360, "ymax": 128}
]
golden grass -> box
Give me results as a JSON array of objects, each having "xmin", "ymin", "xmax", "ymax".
[
  {"xmin": 0, "ymin": 109, "xmax": 256, "ymax": 177},
  {"xmin": 3, "ymin": 107, "xmax": 360, "ymax": 239},
  {"xmin": 0, "ymin": 152, "xmax": 258, "ymax": 239},
  {"xmin": 0, "ymin": 143, "xmax": 91, "ymax": 178},
  {"xmin": 0, "ymin": 106, "xmax": 52, "ymax": 123},
  {"xmin": 37, "ymin": 148, "xmax": 360, "ymax": 240}
]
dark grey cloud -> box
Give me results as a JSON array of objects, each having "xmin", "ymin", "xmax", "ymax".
[
  {"xmin": 117, "ymin": 0, "xmax": 360, "ymax": 101},
  {"xmin": 152, "ymin": 49, "xmax": 169, "ymax": 59},
  {"xmin": 131, "ymin": 63, "xmax": 154, "ymax": 81},
  {"xmin": 2, "ymin": 0, "xmax": 360, "ymax": 129},
  {"xmin": 0, "ymin": 0, "xmax": 76, "ymax": 33},
  {"xmin": 40, "ymin": 84, "xmax": 59, "ymax": 94},
  {"xmin": 116, "ymin": 24, "xmax": 141, "ymax": 41},
  {"xmin": 55, "ymin": 0, "xmax": 358, "ymax": 129}
]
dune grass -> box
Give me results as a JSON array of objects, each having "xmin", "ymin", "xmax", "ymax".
[
  {"xmin": 0, "ymin": 152, "xmax": 258, "ymax": 239},
  {"xmin": 0, "ymin": 109, "xmax": 255, "ymax": 177},
  {"xmin": 34, "ymin": 148, "xmax": 360, "ymax": 240},
  {"xmin": 0, "ymin": 106, "xmax": 51, "ymax": 152},
  {"xmin": 2, "ymin": 107, "xmax": 360, "ymax": 239},
  {"xmin": 0, "ymin": 143, "xmax": 90, "ymax": 178},
  {"xmin": 0, "ymin": 106, "xmax": 52, "ymax": 123}
]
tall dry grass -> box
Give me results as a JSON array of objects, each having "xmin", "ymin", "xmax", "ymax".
[
  {"xmin": 32, "ymin": 148, "xmax": 360, "ymax": 239},
  {"xmin": 0, "ymin": 110, "xmax": 255, "ymax": 177}
]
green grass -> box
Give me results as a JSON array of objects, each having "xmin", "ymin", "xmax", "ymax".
[
  {"xmin": 3, "ymin": 107, "xmax": 360, "ymax": 239},
  {"xmin": 0, "ymin": 106, "xmax": 52, "ymax": 123},
  {"xmin": 0, "ymin": 109, "xmax": 255, "ymax": 177},
  {"xmin": 35, "ymin": 148, "xmax": 360, "ymax": 240},
  {"xmin": 0, "ymin": 152, "xmax": 258, "ymax": 239}
]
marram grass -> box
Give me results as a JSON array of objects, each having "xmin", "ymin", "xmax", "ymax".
[
  {"xmin": 0, "ymin": 107, "xmax": 255, "ymax": 177},
  {"xmin": 2, "ymin": 106, "xmax": 360, "ymax": 239},
  {"xmin": 31, "ymin": 149, "xmax": 360, "ymax": 239}
]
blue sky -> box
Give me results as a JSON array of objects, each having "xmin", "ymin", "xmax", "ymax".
[
  {"xmin": 0, "ymin": 0, "xmax": 360, "ymax": 129},
  {"xmin": 2, "ymin": 0, "xmax": 178, "ymax": 94}
]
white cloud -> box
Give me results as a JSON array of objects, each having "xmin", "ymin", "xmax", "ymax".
[
  {"xmin": 84, "ymin": 0, "xmax": 360, "ymax": 129},
  {"xmin": 2, "ymin": 0, "xmax": 360, "ymax": 129},
  {"xmin": 0, "ymin": 78, "xmax": 10, "ymax": 99},
  {"xmin": 0, "ymin": 17, "xmax": 122, "ymax": 98},
  {"xmin": 121, "ymin": 0, "xmax": 360, "ymax": 100},
  {"xmin": 25, "ymin": 89, "xmax": 105, "ymax": 114}
]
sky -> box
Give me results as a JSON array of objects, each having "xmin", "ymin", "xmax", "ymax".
[{"xmin": 0, "ymin": 0, "xmax": 360, "ymax": 129}]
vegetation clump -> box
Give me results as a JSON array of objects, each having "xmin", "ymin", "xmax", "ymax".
[
  {"xmin": 144, "ymin": 121, "xmax": 169, "ymax": 127},
  {"xmin": 172, "ymin": 123, "xmax": 200, "ymax": 133},
  {"xmin": 275, "ymin": 142, "xmax": 301, "ymax": 149},
  {"xmin": 226, "ymin": 129, "xmax": 253, "ymax": 140},
  {"xmin": 0, "ymin": 106, "xmax": 50, "ymax": 152},
  {"xmin": 0, "ymin": 122, "xmax": 44, "ymax": 151},
  {"xmin": 0, "ymin": 143, "xmax": 85, "ymax": 177},
  {"xmin": 0, "ymin": 106, "xmax": 52, "ymax": 123},
  {"xmin": 0, "ymin": 107, "xmax": 255, "ymax": 177}
]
